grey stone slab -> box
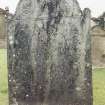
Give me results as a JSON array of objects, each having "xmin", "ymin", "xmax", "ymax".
[{"xmin": 7, "ymin": 0, "xmax": 93, "ymax": 105}]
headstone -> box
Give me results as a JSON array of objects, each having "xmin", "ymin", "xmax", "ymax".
[
  {"xmin": 0, "ymin": 8, "xmax": 7, "ymax": 48},
  {"xmin": 8, "ymin": 0, "xmax": 93, "ymax": 105},
  {"xmin": 0, "ymin": 8, "xmax": 6, "ymax": 39}
]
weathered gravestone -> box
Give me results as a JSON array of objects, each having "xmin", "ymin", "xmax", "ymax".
[{"xmin": 7, "ymin": 0, "xmax": 92, "ymax": 105}]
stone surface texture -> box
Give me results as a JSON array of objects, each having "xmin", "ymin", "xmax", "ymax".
[
  {"xmin": 7, "ymin": 0, "xmax": 92, "ymax": 105},
  {"xmin": 0, "ymin": 8, "xmax": 7, "ymax": 48},
  {"xmin": 91, "ymin": 26, "xmax": 105, "ymax": 67}
]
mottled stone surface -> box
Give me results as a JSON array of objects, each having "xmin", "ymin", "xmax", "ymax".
[{"xmin": 7, "ymin": 0, "xmax": 92, "ymax": 105}]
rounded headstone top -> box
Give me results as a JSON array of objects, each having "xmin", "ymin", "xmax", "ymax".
[
  {"xmin": 15, "ymin": 0, "xmax": 82, "ymax": 19},
  {"xmin": 0, "ymin": 8, "xmax": 6, "ymax": 15}
]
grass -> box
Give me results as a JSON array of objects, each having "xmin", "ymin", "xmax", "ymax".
[
  {"xmin": 0, "ymin": 49, "xmax": 8, "ymax": 105},
  {"xmin": 93, "ymin": 68, "xmax": 105, "ymax": 105},
  {"xmin": 0, "ymin": 49, "xmax": 105, "ymax": 105}
]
